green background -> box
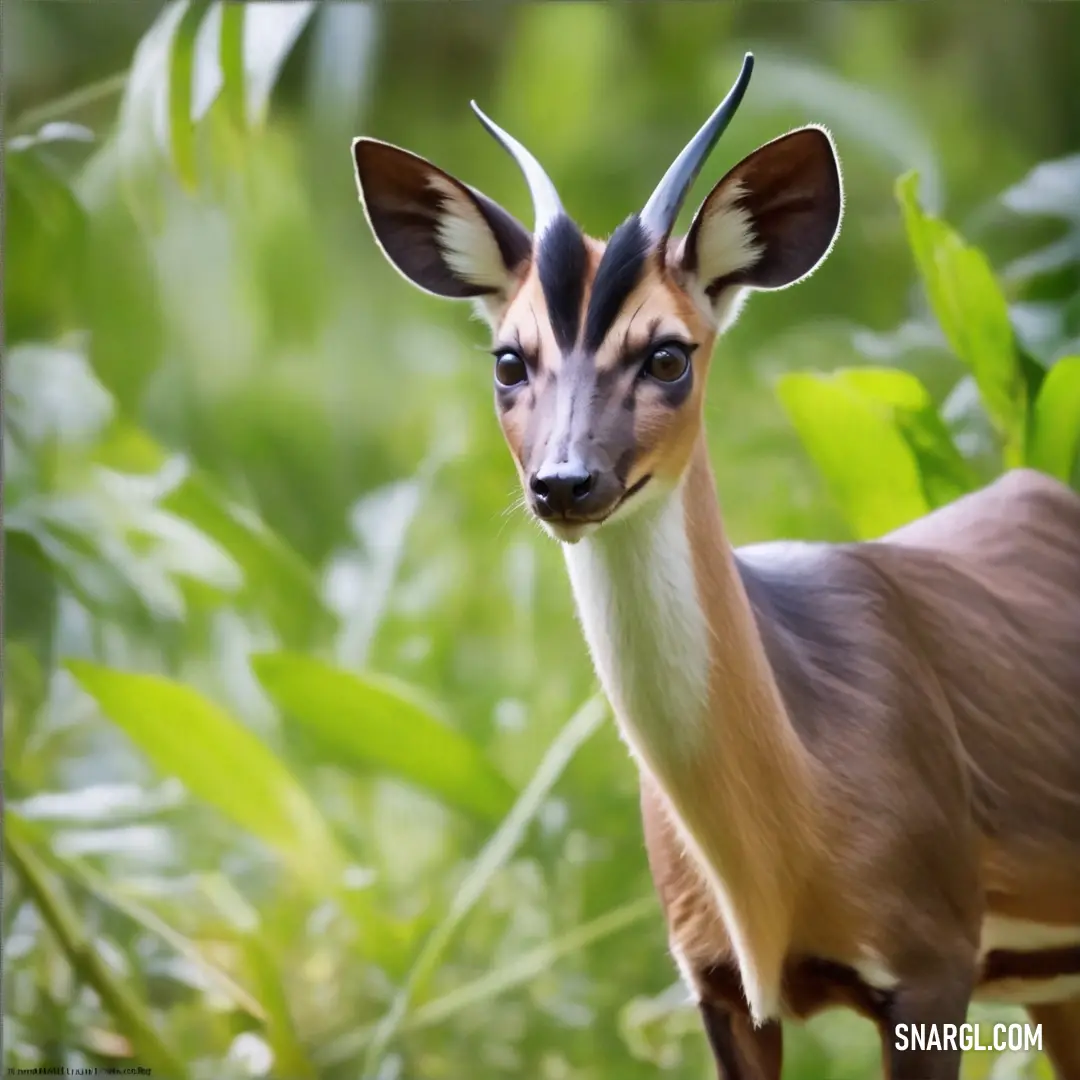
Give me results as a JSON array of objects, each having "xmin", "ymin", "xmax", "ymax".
[{"xmin": 5, "ymin": 3, "xmax": 1079, "ymax": 1079}]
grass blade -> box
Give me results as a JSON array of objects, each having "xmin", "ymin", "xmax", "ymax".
[
  {"xmin": 4, "ymin": 819, "xmax": 189, "ymax": 1078},
  {"xmin": 239, "ymin": 934, "xmax": 317, "ymax": 1080},
  {"xmin": 7, "ymin": 810, "xmax": 265, "ymax": 1020},
  {"xmin": 360, "ymin": 694, "xmax": 608, "ymax": 1077},
  {"xmin": 219, "ymin": 1, "xmax": 246, "ymax": 128},
  {"xmin": 408, "ymin": 896, "xmax": 656, "ymax": 1030},
  {"xmin": 168, "ymin": 0, "xmax": 212, "ymax": 190},
  {"xmin": 319, "ymin": 894, "xmax": 656, "ymax": 1066}
]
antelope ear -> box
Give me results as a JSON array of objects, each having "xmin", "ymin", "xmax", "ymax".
[
  {"xmin": 676, "ymin": 126, "xmax": 843, "ymax": 326},
  {"xmin": 352, "ymin": 138, "xmax": 532, "ymax": 302}
]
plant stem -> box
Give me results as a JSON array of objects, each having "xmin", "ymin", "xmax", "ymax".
[{"xmin": 14, "ymin": 70, "xmax": 129, "ymax": 135}]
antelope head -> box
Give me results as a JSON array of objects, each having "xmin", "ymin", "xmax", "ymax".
[{"xmin": 352, "ymin": 55, "xmax": 843, "ymax": 543}]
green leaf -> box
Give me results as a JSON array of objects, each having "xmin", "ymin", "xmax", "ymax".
[
  {"xmin": 251, "ymin": 653, "xmax": 515, "ymax": 822},
  {"xmin": 114, "ymin": 0, "xmax": 190, "ymax": 228},
  {"xmin": 1028, "ymin": 356, "xmax": 1080, "ymax": 482},
  {"xmin": 896, "ymin": 172, "xmax": 1027, "ymax": 463},
  {"xmin": 4, "ymin": 819, "xmax": 189, "ymax": 1078},
  {"xmin": 777, "ymin": 370, "xmax": 931, "ymax": 539},
  {"xmin": 831, "ymin": 368, "xmax": 979, "ymax": 508},
  {"xmin": 107, "ymin": 0, "xmax": 312, "ymax": 214},
  {"xmin": 65, "ymin": 662, "xmax": 347, "ymax": 892},
  {"xmin": 168, "ymin": 0, "xmax": 212, "ymax": 190},
  {"xmin": 219, "ymin": 2, "xmax": 246, "ymax": 128}
]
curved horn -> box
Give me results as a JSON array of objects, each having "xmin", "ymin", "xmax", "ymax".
[
  {"xmin": 639, "ymin": 52, "xmax": 755, "ymax": 243},
  {"xmin": 470, "ymin": 100, "xmax": 564, "ymax": 238}
]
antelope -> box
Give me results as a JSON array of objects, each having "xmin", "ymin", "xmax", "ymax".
[{"xmin": 352, "ymin": 54, "xmax": 1080, "ymax": 1079}]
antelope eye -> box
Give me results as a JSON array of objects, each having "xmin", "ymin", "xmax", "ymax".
[
  {"xmin": 494, "ymin": 351, "xmax": 528, "ymax": 387},
  {"xmin": 643, "ymin": 342, "xmax": 691, "ymax": 384}
]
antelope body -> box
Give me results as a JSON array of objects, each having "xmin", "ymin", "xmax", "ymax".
[{"xmin": 353, "ymin": 54, "xmax": 1080, "ymax": 1079}]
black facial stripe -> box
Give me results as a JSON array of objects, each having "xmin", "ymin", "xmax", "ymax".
[
  {"xmin": 583, "ymin": 215, "xmax": 651, "ymax": 353},
  {"xmin": 469, "ymin": 186, "xmax": 533, "ymax": 275},
  {"xmin": 537, "ymin": 215, "xmax": 588, "ymax": 351}
]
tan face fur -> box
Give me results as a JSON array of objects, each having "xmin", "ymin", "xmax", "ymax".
[
  {"xmin": 353, "ymin": 125, "xmax": 843, "ymax": 542},
  {"xmin": 490, "ymin": 245, "xmax": 717, "ymax": 541}
]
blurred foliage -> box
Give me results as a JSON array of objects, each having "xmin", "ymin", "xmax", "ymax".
[
  {"xmin": 4, "ymin": 3, "xmax": 1079, "ymax": 1079},
  {"xmin": 781, "ymin": 170, "xmax": 1080, "ymax": 538}
]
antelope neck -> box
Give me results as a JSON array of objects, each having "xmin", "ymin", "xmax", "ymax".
[{"xmin": 561, "ymin": 434, "xmax": 821, "ymax": 1022}]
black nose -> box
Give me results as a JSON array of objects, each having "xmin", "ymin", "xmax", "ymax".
[{"xmin": 530, "ymin": 463, "xmax": 596, "ymax": 518}]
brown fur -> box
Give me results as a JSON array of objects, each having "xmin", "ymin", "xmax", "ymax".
[
  {"xmin": 642, "ymin": 460, "xmax": 1080, "ymax": 1077},
  {"xmin": 353, "ymin": 117, "xmax": 1080, "ymax": 1079}
]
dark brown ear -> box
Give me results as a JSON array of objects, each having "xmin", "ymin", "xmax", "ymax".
[
  {"xmin": 677, "ymin": 126, "xmax": 842, "ymax": 320},
  {"xmin": 352, "ymin": 138, "xmax": 532, "ymax": 300}
]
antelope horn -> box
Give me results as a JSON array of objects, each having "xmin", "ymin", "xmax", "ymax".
[
  {"xmin": 639, "ymin": 52, "xmax": 755, "ymax": 243},
  {"xmin": 471, "ymin": 100, "xmax": 565, "ymax": 238}
]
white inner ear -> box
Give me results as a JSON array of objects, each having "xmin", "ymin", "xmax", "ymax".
[
  {"xmin": 693, "ymin": 180, "xmax": 764, "ymax": 285},
  {"xmin": 426, "ymin": 175, "xmax": 511, "ymax": 292},
  {"xmin": 680, "ymin": 179, "xmax": 764, "ymax": 330}
]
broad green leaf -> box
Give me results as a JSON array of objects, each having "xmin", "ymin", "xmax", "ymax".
[
  {"xmin": 168, "ymin": 0, "xmax": 212, "ymax": 190},
  {"xmin": 831, "ymin": 368, "xmax": 979, "ymax": 508},
  {"xmin": 1028, "ymin": 357, "xmax": 1080, "ymax": 482},
  {"xmin": 66, "ymin": 662, "xmax": 346, "ymax": 892},
  {"xmin": 251, "ymin": 653, "xmax": 515, "ymax": 821},
  {"xmin": 777, "ymin": 371, "xmax": 930, "ymax": 539},
  {"xmin": 360, "ymin": 695, "xmax": 607, "ymax": 1077},
  {"xmin": 6, "ymin": 810, "xmax": 264, "ymax": 1020},
  {"xmin": 4, "ymin": 820, "xmax": 189, "ymax": 1078},
  {"xmin": 896, "ymin": 172, "xmax": 1026, "ymax": 462}
]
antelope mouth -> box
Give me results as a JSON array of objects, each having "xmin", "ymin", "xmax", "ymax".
[
  {"xmin": 620, "ymin": 473, "xmax": 653, "ymax": 506},
  {"xmin": 545, "ymin": 474, "xmax": 653, "ymax": 543}
]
